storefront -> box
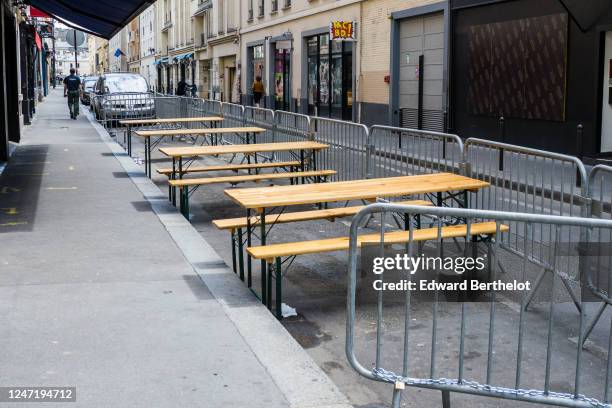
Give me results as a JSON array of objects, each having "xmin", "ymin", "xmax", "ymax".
[
  {"xmin": 304, "ymin": 28, "xmax": 354, "ymax": 121},
  {"xmin": 273, "ymin": 40, "xmax": 291, "ymax": 111}
]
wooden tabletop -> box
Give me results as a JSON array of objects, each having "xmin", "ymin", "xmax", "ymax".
[
  {"xmin": 159, "ymin": 141, "xmax": 330, "ymax": 158},
  {"xmin": 119, "ymin": 116, "xmax": 223, "ymax": 125},
  {"xmin": 225, "ymin": 173, "xmax": 490, "ymax": 210},
  {"xmin": 134, "ymin": 126, "xmax": 266, "ymax": 137}
]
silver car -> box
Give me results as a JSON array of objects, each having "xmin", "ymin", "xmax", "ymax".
[{"xmin": 92, "ymin": 73, "xmax": 155, "ymax": 126}]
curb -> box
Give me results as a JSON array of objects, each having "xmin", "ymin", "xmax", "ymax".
[{"xmin": 85, "ymin": 112, "xmax": 353, "ymax": 408}]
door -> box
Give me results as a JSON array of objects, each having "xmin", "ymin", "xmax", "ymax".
[
  {"xmin": 601, "ymin": 32, "xmax": 612, "ymax": 152},
  {"xmin": 398, "ymin": 12, "xmax": 444, "ymax": 128}
]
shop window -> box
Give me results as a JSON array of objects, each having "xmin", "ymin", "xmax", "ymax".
[
  {"xmin": 272, "ymin": 0, "xmax": 278, "ymax": 12},
  {"xmin": 306, "ymin": 33, "xmax": 353, "ymax": 120}
]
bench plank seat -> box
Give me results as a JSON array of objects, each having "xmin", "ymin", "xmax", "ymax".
[
  {"xmin": 247, "ymin": 222, "xmax": 509, "ymax": 262},
  {"xmin": 156, "ymin": 160, "xmax": 301, "ymax": 176},
  {"xmin": 213, "ymin": 200, "xmax": 433, "ymax": 232},
  {"xmin": 169, "ymin": 169, "xmax": 336, "ymax": 187}
]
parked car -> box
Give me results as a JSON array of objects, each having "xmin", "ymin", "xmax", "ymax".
[
  {"xmin": 80, "ymin": 76, "xmax": 98, "ymax": 105},
  {"xmin": 91, "ymin": 73, "xmax": 155, "ymax": 125}
]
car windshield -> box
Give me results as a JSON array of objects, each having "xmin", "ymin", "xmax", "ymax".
[
  {"xmin": 84, "ymin": 80, "xmax": 97, "ymax": 90},
  {"xmin": 105, "ymin": 75, "xmax": 148, "ymax": 93}
]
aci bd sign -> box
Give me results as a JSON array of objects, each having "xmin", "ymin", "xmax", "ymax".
[{"xmin": 329, "ymin": 21, "xmax": 357, "ymax": 41}]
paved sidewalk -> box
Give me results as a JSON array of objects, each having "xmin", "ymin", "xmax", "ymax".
[{"xmin": 0, "ymin": 90, "xmax": 351, "ymax": 408}]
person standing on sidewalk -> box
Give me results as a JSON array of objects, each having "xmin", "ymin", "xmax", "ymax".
[
  {"xmin": 252, "ymin": 76, "xmax": 264, "ymax": 107},
  {"xmin": 63, "ymin": 68, "xmax": 81, "ymax": 120}
]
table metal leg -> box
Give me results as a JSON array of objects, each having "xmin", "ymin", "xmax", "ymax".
[
  {"xmin": 128, "ymin": 126, "xmax": 132, "ymax": 157},
  {"xmin": 237, "ymin": 227, "xmax": 245, "ymax": 281},
  {"xmin": 231, "ymin": 230, "xmax": 237, "ymax": 273},
  {"xmin": 147, "ymin": 137, "xmax": 152, "ymax": 178},
  {"xmin": 171, "ymin": 158, "xmax": 176, "ymax": 204},
  {"xmin": 300, "ymin": 149, "xmax": 305, "ymax": 184},
  {"xmin": 260, "ymin": 209, "xmax": 267, "ymax": 305},
  {"xmin": 246, "ymin": 209, "xmax": 252, "ymax": 288}
]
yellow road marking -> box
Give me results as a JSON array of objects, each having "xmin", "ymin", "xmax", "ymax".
[
  {"xmin": 0, "ymin": 186, "xmax": 20, "ymax": 194},
  {"xmin": 0, "ymin": 221, "xmax": 27, "ymax": 227},
  {"xmin": 1, "ymin": 208, "xmax": 18, "ymax": 215}
]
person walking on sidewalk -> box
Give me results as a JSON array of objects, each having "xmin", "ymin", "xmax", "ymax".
[
  {"xmin": 252, "ymin": 76, "xmax": 264, "ymax": 107},
  {"xmin": 63, "ymin": 68, "xmax": 81, "ymax": 120}
]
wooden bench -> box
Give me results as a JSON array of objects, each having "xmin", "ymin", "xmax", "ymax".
[
  {"xmin": 213, "ymin": 199, "xmax": 432, "ymax": 276},
  {"xmin": 158, "ymin": 160, "xmax": 302, "ymax": 201},
  {"xmin": 246, "ymin": 221, "xmax": 509, "ymax": 318},
  {"xmin": 156, "ymin": 160, "xmax": 302, "ymax": 177},
  {"xmin": 170, "ymin": 169, "xmax": 337, "ymax": 218}
]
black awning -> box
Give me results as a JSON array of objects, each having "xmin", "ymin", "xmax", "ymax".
[{"xmin": 25, "ymin": 0, "xmax": 154, "ymax": 39}]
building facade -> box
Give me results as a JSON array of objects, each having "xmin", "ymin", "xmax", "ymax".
[
  {"xmin": 109, "ymin": 27, "xmax": 128, "ymax": 72},
  {"xmin": 127, "ymin": 18, "xmax": 141, "ymax": 73},
  {"xmin": 240, "ymin": 0, "xmax": 362, "ymax": 120},
  {"xmin": 139, "ymin": 4, "xmax": 157, "ymax": 90}
]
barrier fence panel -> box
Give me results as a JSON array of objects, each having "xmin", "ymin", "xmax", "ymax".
[
  {"xmin": 274, "ymin": 111, "xmax": 312, "ymax": 163},
  {"xmin": 203, "ymin": 99, "xmax": 222, "ymax": 117},
  {"xmin": 367, "ymin": 125, "xmax": 464, "ymax": 180},
  {"xmin": 463, "ymin": 138, "xmax": 589, "ymax": 303},
  {"xmin": 220, "ymin": 102, "xmax": 245, "ymax": 145},
  {"xmin": 346, "ymin": 203, "xmax": 612, "ymax": 408},
  {"xmin": 244, "ymin": 106, "xmax": 275, "ymax": 161},
  {"xmin": 584, "ymin": 165, "xmax": 612, "ymax": 343},
  {"xmin": 92, "ymin": 93, "xmax": 158, "ymax": 138},
  {"xmin": 154, "ymin": 96, "xmax": 180, "ymax": 119},
  {"xmin": 311, "ymin": 116, "xmax": 369, "ymax": 181}
]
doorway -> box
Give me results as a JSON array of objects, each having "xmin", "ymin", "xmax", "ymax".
[{"xmin": 274, "ymin": 47, "xmax": 290, "ymax": 111}]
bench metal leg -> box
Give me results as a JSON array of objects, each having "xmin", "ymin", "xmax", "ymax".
[
  {"xmin": 237, "ymin": 227, "xmax": 245, "ymax": 281},
  {"xmin": 231, "ymin": 229, "xmax": 237, "ymax": 273},
  {"xmin": 267, "ymin": 263, "xmax": 272, "ymax": 310},
  {"xmin": 275, "ymin": 257, "xmax": 282, "ymax": 320},
  {"xmin": 179, "ymin": 187, "xmax": 190, "ymax": 219}
]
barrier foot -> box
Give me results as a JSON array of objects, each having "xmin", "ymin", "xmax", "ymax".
[
  {"xmin": 582, "ymin": 302, "xmax": 607, "ymax": 344},
  {"xmin": 441, "ymin": 390, "xmax": 451, "ymax": 408}
]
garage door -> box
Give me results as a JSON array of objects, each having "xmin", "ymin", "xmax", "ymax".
[{"xmin": 398, "ymin": 12, "xmax": 445, "ymax": 130}]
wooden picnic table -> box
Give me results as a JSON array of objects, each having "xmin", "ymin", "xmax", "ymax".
[
  {"xmin": 224, "ymin": 172, "xmax": 490, "ymax": 300},
  {"xmin": 159, "ymin": 141, "xmax": 329, "ymax": 206},
  {"xmin": 119, "ymin": 116, "xmax": 223, "ymax": 158},
  {"xmin": 134, "ymin": 125, "xmax": 265, "ymax": 178}
]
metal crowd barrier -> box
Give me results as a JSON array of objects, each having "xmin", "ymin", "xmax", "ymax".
[
  {"xmin": 367, "ymin": 125, "xmax": 464, "ymax": 180},
  {"xmin": 274, "ymin": 111, "xmax": 312, "ymax": 164},
  {"xmin": 346, "ymin": 203, "xmax": 612, "ymax": 408},
  {"xmin": 92, "ymin": 93, "xmax": 157, "ymax": 138},
  {"xmin": 311, "ymin": 116, "xmax": 370, "ymax": 181},
  {"xmin": 583, "ymin": 165, "xmax": 612, "ymax": 343},
  {"xmin": 244, "ymin": 106, "xmax": 275, "ymax": 162},
  {"xmin": 220, "ymin": 102, "xmax": 246, "ymax": 144},
  {"xmin": 463, "ymin": 138, "xmax": 589, "ymax": 308}
]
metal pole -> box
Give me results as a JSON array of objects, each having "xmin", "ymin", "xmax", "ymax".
[
  {"xmin": 52, "ymin": 25, "xmax": 56, "ymax": 89},
  {"xmin": 73, "ymin": 30, "xmax": 78, "ymax": 74}
]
